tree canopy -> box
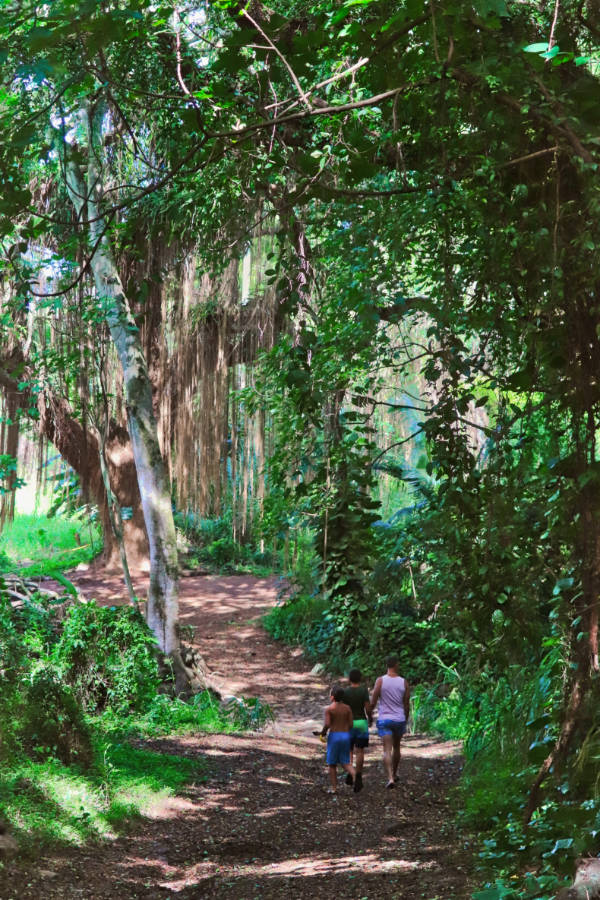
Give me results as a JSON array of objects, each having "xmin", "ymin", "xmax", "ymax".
[{"xmin": 2, "ymin": 0, "xmax": 600, "ymax": 895}]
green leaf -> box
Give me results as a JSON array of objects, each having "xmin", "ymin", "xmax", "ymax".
[
  {"xmin": 526, "ymin": 713, "xmax": 550, "ymax": 729},
  {"xmin": 472, "ymin": 886, "xmax": 510, "ymax": 900},
  {"xmin": 52, "ymin": 573, "xmax": 78, "ymax": 597},
  {"xmin": 543, "ymin": 45, "xmax": 560, "ymax": 59},
  {"xmin": 548, "ymin": 838, "xmax": 574, "ymax": 854},
  {"xmin": 523, "ymin": 42, "xmax": 550, "ymax": 53}
]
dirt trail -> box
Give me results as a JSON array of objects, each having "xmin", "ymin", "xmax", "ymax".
[{"xmin": 1, "ymin": 573, "xmax": 471, "ymax": 899}]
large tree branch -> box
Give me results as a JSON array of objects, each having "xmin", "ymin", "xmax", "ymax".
[
  {"xmin": 452, "ymin": 66, "xmax": 595, "ymax": 164},
  {"xmin": 0, "ymin": 361, "xmax": 100, "ymax": 483}
]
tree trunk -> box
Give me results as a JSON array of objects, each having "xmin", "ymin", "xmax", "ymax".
[
  {"xmin": 0, "ymin": 362, "xmax": 148, "ymax": 566},
  {"xmin": 0, "ymin": 389, "xmax": 19, "ymax": 528},
  {"xmin": 65, "ymin": 101, "xmax": 179, "ymax": 656}
]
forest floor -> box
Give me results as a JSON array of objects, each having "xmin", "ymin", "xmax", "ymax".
[{"xmin": 1, "ymin": 572, "xmax": 472, "ymax": 900}]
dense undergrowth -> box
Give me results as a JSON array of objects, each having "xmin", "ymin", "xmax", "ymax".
[
  {"xmin": 175, "ymin": 509, "xmax": 280, "ymax": 577},
  {"xmin": 0, "ymin": 581, "xmax": 271, "ymax": 853},
  {"xmin": 264, "ymin": 515, "xmax": 600, "ymax": 900}
]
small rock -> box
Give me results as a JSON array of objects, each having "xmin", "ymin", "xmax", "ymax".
[{"xmin": 310, "ymin": 663, "xmax": 324, "ymax": 675}]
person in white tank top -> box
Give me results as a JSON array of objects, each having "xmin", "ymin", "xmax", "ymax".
[{"xmin": 370, "ymin": 655, "xmax": 411, "ymax": 789}]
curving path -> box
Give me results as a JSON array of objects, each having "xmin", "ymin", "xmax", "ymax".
[{"xmin": 1, "ymin": 573, "xmax": 472, "ymax": 899}]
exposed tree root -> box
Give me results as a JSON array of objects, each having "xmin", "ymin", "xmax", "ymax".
[{"xmin": 169, "ymin": 646, "xmax": 224, "ymax": 699}]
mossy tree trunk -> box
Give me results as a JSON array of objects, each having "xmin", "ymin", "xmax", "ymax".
[{"xmin": 65, "ymin": 101, "xmax": 179, "ymax": 656}]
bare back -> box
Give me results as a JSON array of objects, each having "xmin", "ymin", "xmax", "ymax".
[{"xmin": 325, "ymin": 700, "xmax": 353, "ymax": 732}]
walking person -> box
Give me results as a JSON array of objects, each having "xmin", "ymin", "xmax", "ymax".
[
  {"xmin": 342, "ymin": 668, "xmax": 371, "ymax": 793},
  {"xmin": 370, "ymin": 655, "xmax": 410, "ymax": 789},
  {"xmin": 319, "ymin": 685, "xmax": 356, "ymax": 795}
]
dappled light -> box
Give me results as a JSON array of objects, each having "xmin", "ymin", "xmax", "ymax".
[
  {"xmin": 1, "ymin": 0, "xmax": 598, "ymax": 897},
  {"xmin": 2, "ymin": 578, "xmax": 468, "ymax": 899}
]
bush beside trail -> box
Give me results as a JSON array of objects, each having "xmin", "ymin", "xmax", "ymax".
[{"xmin": 0, "ymin": 590, "xmax": 271, "ymax": 852}]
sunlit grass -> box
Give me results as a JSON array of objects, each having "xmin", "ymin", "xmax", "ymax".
[
  {"xmin": 0, "ymin": 742, "xmax": 207, "ymax": 851},
  {"xmin": 0, "ymin": 693, "xmax": 271, "ymax": 852},
  {"xmin": 0, "ymin": 512, "xmax": 101, "ymax": 576}
]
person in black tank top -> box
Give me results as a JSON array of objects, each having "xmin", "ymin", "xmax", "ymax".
[{"xmin": 342, "ymin": 669, "xmax": 372, "ymax": 793}]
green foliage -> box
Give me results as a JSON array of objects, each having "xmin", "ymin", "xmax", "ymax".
[
  {"xmin": 0, "ymin": 454, "xmax": 23, "ymax": 494},
  {"xmin": 103, "ymin": 690, "xmax": 274, "ymax": 738},
  {"xmin": 175, "ymin": 509, "xmax": 278, "ymax": 575},
  {"xmin": 0, "ymin": 592, "xmax": 92, "ymax": 766},
  {"xmin": 265, "ymin": 554, "xmax": 455, "ymax": 682},
  {"xmin": 18, "ymin": 666, "xmax": 92, "ymax": 766},
  {"xmin": 53, "ymin": 604, "xmax": 161, "ymax": 713},
  {"xmin": 264, "ymin": 592, "xmax": 331, "ymax": 652},
  {"xmin": 0, "ymin": 590, "xmax": 271, "ymax": 852}
]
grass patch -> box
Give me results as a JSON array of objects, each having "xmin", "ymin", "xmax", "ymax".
[
  {"xmin": 0, "ymin": 512, "xmax": 101, "ymax": 577},
  {"xmin": 98, "ymin": 691, "xmax": 275, "ymax": 739},
  {"xmin": 0, "ymin": 740, "xmax": 208, "ymax": 852},
  {"xmin": 0, "ymin": 690, "xmax": 272, "ymax": 853}
]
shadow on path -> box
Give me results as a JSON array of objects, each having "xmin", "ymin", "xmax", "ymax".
[{"xmin": 1, "ymin": 574, "xmax": 472, "ymax": 899}]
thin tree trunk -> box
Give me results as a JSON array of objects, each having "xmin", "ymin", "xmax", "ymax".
[
  {"xmin": 231, "ymin": 366, "xmax": 238, "ymax": 542},
  {"xmin": 65, "ymin": 101, "xmax": 179, "ymax": 657},
  {"xmin": 0, "ymin": 391, "xmax": 19, "ymax": 528},
  {"xmin": 257, "ymin": 404, "xmax": 265, "ymax": 553},
  {"xmin": 98, "ymin": 419, "xmax": 139, "ymax": 611}
]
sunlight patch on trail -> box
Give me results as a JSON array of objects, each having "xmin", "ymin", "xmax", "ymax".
[{"xmin": 156, "ymin": 852, "xmax": 436, "ymax": 892}]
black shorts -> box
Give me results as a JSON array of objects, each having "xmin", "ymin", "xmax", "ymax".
[{"xmin": 349, "ymin": 725, "xmax": 369, "ymax": 749}]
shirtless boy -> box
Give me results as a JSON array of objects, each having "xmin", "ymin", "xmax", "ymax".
[{"xmin": 321, "ymin": 686, "xmax": 355, "ymax": 794}]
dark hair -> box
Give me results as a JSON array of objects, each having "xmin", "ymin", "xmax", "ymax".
[
  {"xmin": 348, "ymin": 668, "xmax": 362, "ymax": 683},
  {"xmin": 331, "ymin": 685, "xmax": 345, "ymax": 702},
  {"xmin": 386, "ymin": 655, "xmax": 398, "ymax": 670}
]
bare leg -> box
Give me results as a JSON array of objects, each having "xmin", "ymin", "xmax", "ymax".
[
  {"xmin": 392, "ymin": 735, "xmax": 402, "ymax": 780},
  {"xmin": 342, "ymin": 762, "xmax": 355, "ymax": 781},
  {"xmin": 328, "ymin": 765, "xmax": 338, "ymax": 791},
  {"xmin": 382, "ymin": 734, "xmax": 394, "ymax": 785},
  {"xmin": 355, "ymin": 747, "xmax": 365, "ymax": 775}
]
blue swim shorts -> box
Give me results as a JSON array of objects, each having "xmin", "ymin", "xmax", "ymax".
[
  {"xmin": 377, "ymin": 719, "xmax": 407, "ymax": 738},
  {"xmin": 326, "ymin": 731, "xmax": 351, "ymax": 765},
  {"xmin": 350, "ymin": 719, "xmax": 370, "ymax": 749}
]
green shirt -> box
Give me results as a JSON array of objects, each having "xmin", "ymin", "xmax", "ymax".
[{"xmin": 343, "ymin": 685, "xmax": 369, "ymax": 726}]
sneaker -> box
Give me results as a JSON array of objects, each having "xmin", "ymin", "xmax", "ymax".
[
  {"xmin": 386, "ymin": 780, "xmax": 395, "ymax": 789},
  {"xmin": 354, "ymin": 773, "xmax": 363, "ymax": 793},
  {"xmin": 345, "ymin": 773, "xmax": 354, "ymax": 786}
]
